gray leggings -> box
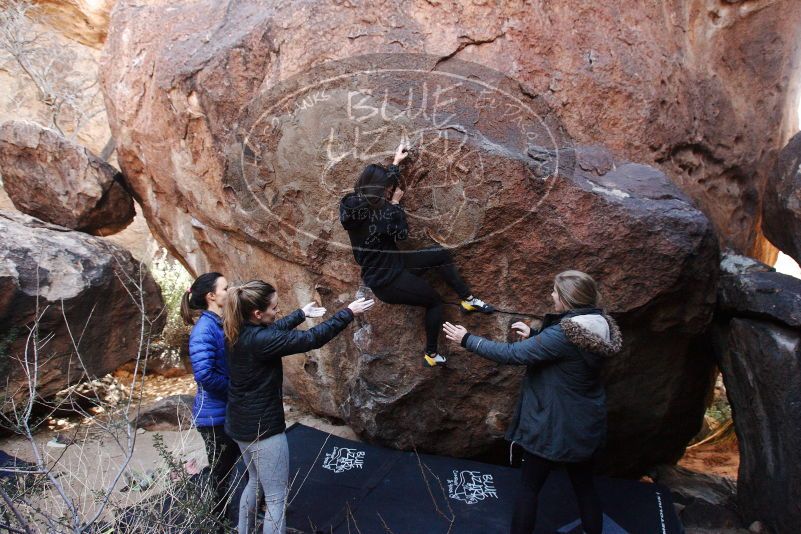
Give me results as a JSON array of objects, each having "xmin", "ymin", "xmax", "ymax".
[{"xmin": 235, "ymin": 433, "xmax": 289, "ymax": 534}]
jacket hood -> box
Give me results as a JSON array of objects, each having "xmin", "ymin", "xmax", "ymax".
[
  {"xmin": 560, "ymin": 312, "xmax": 622, "ymax": 357},
  {"xmin": 339, "ymin": 192, "xmax": 371, "ymax": 230}
]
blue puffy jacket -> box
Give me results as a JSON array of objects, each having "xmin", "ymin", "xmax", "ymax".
[{"xmin": 188, "ymin": 310, "xmax": 228, "ymax": 427}]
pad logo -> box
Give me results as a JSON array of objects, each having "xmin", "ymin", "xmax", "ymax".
[
  {"xmin": 322, "ymin": 446, "xmax": 365, "ymax": 473},
  {"xmin": 447, "ymin": 470, "xmax": 498, "ymax": 504}
]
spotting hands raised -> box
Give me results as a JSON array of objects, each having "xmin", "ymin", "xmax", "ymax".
[
  {"xmin": 443, "ymin": 322, "xmax": 467, "ymax": 344},
  {"xmin": 302, "ymin": 302, "xmax": 327, "ymax": 318},
  {"xmin": 511, "ymin": 321, "xmax": 531, "ymax": 339},
  {"xmin": 348, "ymin": 297, "xmax": 375, "ymax": 316}
]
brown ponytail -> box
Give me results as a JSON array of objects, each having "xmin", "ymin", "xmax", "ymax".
[
  {"xmin": 223, "ymin": 280, "xmax": 276, "ymax": 346},
  {"xmin": 181, "ymin": 272, "xmax": 224, "ymax": 326}
]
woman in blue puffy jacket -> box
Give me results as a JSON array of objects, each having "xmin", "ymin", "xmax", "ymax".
[{"xmin": 181, "ymin": 271, "xmax": 238, "ymax": 527}]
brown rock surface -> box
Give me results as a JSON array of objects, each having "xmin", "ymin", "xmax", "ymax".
[
  {"xmin": 101, "ymin": 0, "xmax": 801, "ymax": 259},
  {"xmin": 0, "ymin": 210, "xmax": 164, "ymax": 411},
  {"xmin": 32, "ymin": 0, "xmax": 114, "ymax": 48},
  {"xmin": 100, "ymin": 0, "xmax": 723, "ymax": 474},
  {"xmin": 0, "ymin": 120, "xmax": 134, "ymax": 235},
  {"xmin": 763, "ymin": 131, "xmax": 801, "ymax": 264}
]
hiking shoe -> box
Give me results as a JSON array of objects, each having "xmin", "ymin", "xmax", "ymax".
[
  {"xmin": 423, "ymin": 353, "xmax": 447, "ymax": 367},
  {"xmin": 460, "ymin": 296, "xmax": 496, "ymax": 314}
]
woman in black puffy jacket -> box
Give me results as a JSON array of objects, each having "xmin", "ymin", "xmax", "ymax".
[{"xmin": 222, "ymin": 280, "xmax": 373, "ymax": 534}]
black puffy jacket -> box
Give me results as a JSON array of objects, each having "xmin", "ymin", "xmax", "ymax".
[
  {"xmin": 339, "ymin": 164, "xmax": 409, "ymax": 288},
  {"xmin": 225, "ymin": 308, "xmax": 354, "ymax": 442}
]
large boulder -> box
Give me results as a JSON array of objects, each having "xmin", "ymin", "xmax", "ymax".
[
  {"xmin": 0, "ymin": 120, "xmax": 135, "ymax": 235},
  {"xmin": 713, "ymin": 256, "xmax": 801, "ymax": 533},
  {"xmin": 0, "ymin": 210, "xmax": 164, "ymax": 410},
  {"xmin": 101, "ymin": 0, "xmax": 801, "ymax": 258},
  {"xmin": 100, "ymin": 1, "xmax": 722, "ymax": 475},
  {"xmin": 763, "ymin": 131, "xmax": 801, "ymax": 265}
]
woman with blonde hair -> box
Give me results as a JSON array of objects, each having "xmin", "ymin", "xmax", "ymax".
[
  {"xmin": 444, "ymin": 270, "xmax": 622, "ymax": 534},
  {"xmin": 223, "ymin": 280, "xmax": 373, "ymax": 534}
]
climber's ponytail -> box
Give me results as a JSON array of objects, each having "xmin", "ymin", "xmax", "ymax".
[
  {"xmin": 181, "ymin": 272, "xmax": 224, "ymax": 326},
  {"xmin": 223, "ymin": 280, "xmax": 276, "ymax": 346}
]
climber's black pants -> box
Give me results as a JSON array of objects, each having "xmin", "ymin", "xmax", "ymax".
[
  {"xmin": 371, "ymin": 246, "xmax": 471, "ymax": 354},
  {"xmin": 511, "ymin": 450, "xmax": 603, "ymax": 534}
]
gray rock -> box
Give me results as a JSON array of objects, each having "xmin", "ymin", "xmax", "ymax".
[
  {"xmin": 714, "ymin": 317, "xmax": 801, "ymax": 533},
  {"xmin": 718, "ymin": 270, "xmax": 801, "ymax": 328},
  {"xmin": 0, "ymin": 210, "xmax": 164, "ymax": 412},
  {"xmin": 132, "ymin": 395, "xmax": 195, "ymax": 431},
  {"xmin": 0, "ymin": 120, "xmax": 135, "ymax": 235}
]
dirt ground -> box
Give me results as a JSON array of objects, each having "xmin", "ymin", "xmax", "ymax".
[{"xmin": 679, "ymin": 438, "xmax": 739, "ymax": 480}]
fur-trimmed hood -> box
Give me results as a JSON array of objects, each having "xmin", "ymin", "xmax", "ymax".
[{"xmin": 560, "ymin": 312, "xmax": 622, "ymax": 357}]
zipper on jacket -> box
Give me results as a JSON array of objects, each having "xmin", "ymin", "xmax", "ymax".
[{"xmin": 509, "ymin": 440, "xmax": 517, "ymax": 466}]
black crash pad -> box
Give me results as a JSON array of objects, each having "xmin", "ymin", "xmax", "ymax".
[{"xmin": 285, "ymin": 423, "xmax": 684, "ymax": 534}]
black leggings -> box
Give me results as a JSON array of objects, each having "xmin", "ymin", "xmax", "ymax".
[
  {"xmin": 197, "ymin": 424, "xmax": 241, "ymax": 525},
  {"xmin": 511, "ymin": 451, "xmax": 603, "ymax": 534},
  {"xmin": 371, "ymin": 246, "xmax": 471, "ymax": 354}
]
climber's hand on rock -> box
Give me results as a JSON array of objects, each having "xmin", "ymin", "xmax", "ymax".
[
  {"xmin": 393, "ymin": 140, "xmax": 409, "ymax": 165},
  {"xmin": 511, "ymin": 321, "xmax": 531, "ymax": 339},
  {"xmin": 302, "ymin": 302, "xmax": 326, "ymax": 318},
  {"xmin": 390, "ymin": 186, "xmax": 404, "ymax": 204},
  {"xmin": 348, "ymin": 297, "xmax": 375, "ymax": 316},
  {"xmin": 443, "ymin": 322, "xmax": 467, "ymax": 344}
]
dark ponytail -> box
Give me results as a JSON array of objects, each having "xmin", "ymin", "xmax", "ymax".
[{"xmin": 180, "ymin": 272, "xmax": 224, "ymax": 325}]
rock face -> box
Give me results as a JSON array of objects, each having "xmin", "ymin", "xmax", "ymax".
[
  {"xmin": 763, "ymin": 131, "xmax": 801, "ymax": 264},
  {"xmin": 101, "ymin": 0, "xmax": 801, "ymax": 259},
  {"xmin": 132, "ymin": 395, "xmax": 194, "ymax": 431},
  {"xmin": 100, "ymin": 0, "xmax": 723, "ymax": 475},
  {"xmin": 713, "ymin": 256, "xmax": 801, "ymax": 533},
  {"xmin": 0, "ymin": 120, "xmax": 135, "ymax": 235},
  {"xmin": 0, "ymin": 210, "xmax": 164, "ymax": 410},
  {"xmin": 33, "ymin": 0, "xmax": 114, "ymax": 48}
]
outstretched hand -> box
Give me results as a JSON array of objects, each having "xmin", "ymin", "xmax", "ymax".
[
  {"xmin": 348, "ymin": 297, "xmax": 375, "ymax": 316},
  {"xmin": 302, "ymin": 302, "xmax": 326, "ymax": 318},
  {"xmin": 390, "ymin": 186, "xmax": 404, "ymax": 204},
  {"xmin": 511, "ymin": 321, "xmax": 531, "ymax": 339},
  {"xmin": 443, "ymin": 322, "xmax": 467, "ymax": 344}
]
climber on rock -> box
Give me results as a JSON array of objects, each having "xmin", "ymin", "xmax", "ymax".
[
  {"xmin": 340, "ymin": 140, "xmax": 495, "ymax": 368},
  {"xmin": 443, "ymin": 270, "xmax": 622, "ymax": 534}
]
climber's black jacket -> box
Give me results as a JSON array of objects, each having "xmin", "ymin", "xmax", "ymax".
[{"xmin": 339, "ymin": 164, "xmax": 409, "ymax": 288}]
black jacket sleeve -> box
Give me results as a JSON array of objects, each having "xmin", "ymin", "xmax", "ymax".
[
  {"xmin": 256, "ymin": 308, "xmax": 355, "ymax": 359},
  {"xmin": 272, "ymin": 309, "xmax": 306, "ymax": 330}
]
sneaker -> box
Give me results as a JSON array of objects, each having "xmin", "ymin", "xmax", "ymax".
[
  {"xmin": 423, "ymin": 353, "xmax": 447, "ymax": 367},
  {"xmin": 460, "ymin": 296, "xmax": 496, "ymax": 314}
]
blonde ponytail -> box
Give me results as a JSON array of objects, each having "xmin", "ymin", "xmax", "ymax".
[
  {"xmin": 223, "ymin": 286, "xmax": 244, "ymax": 345},
  {"xmin": 223, "ymin": 280, "xmax": 276, "ymax": 346}
]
